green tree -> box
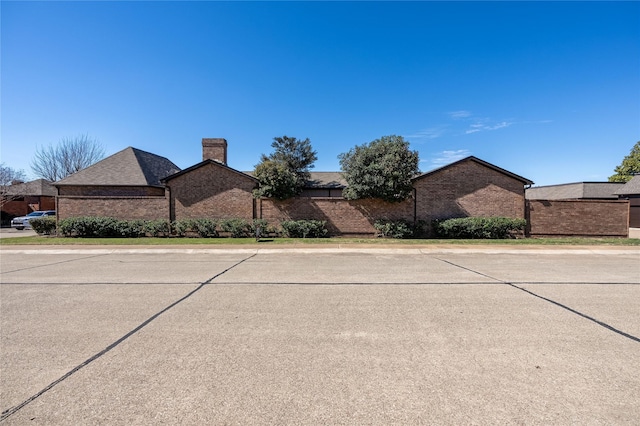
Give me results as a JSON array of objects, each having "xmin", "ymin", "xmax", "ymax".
[
  {"xmin": 338, "ymin": 135, "xmax": 420, "ymax": 203},
  {"xmin": 253, "ymin": 136, "xmax": 317, "ymax": 199},
  {"xmin": 609, "ymin": 141, "xmax": 640, "ymax": 183},
  {"xmin": 252, "ymin": 160, "xmax": 301, "ymax": 200}
]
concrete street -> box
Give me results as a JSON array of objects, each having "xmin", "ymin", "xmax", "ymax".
[{"xmin": 1, "ymin": 246, "xmax": 639, "ymax": 424}]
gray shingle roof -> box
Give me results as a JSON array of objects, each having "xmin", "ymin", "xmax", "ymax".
[
  {"xmin": 526, "ymin": 182, "xmax": 625, "ymax": 200},
  {"xmin": 615, "ymin": 175, "xmax": 640, "ymax": 195},
  {"xmin": 3, "ymin": 179, "xmax": 56, "ymax": 196},
  {"xmin": 241, "ymin": 171, "xmax": 346, "ymax": 188},
  {"xmin": 55, "ymin": 147, "xmax": 181, "ymax": 187},
  {"xmin": 306, "ymin": 172, "xmax": 347, "ymax": 189}
]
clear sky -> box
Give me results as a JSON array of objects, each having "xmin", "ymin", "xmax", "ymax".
[{"xmin": 2, "ymin": 1, "xmax": 639, "ymax": 186}]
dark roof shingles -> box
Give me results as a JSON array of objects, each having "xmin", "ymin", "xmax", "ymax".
[{"xmin": 55, "ymin": 147, "xmax": 180, "ymax": 187}]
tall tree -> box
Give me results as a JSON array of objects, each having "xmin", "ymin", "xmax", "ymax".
[
  {"xmin": 609, "ymin": 141, "xmax": 640, "ymax": 183},
  {"xmin": 31, "ymin": 134, "xmax": 105, "ymax": 181},
  {"xmin": 253, "ymin": 135, "xmax": 317, "ymax": 199},
  {"xmin": 339, "ymin": 135, "xmax": 420, "ymax": 203}
]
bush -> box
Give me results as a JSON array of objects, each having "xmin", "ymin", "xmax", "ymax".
[
  {"xmin": 432, "ymin": 217, "xmax": 526, "ymax": 239},
  {"xmin": 58, "ymin": 217, "xmax": 167, "ymax": 238},
  {"xmin": 58, "ymin": 216, "xmax": 119, "ymax": 237},
  {"xmin": 174, "ymin": 218, "xmax": 218, "ymax": 238},
  {"xmin": 29, "ymin": 217, "xmax": 57, "ymax": 235},
  {"xmin": 114, "ymin": 219, "xmax": 146, "ymax": 238},
  {"xmin": 280, "ymin": 220, "xmax": 328, "ymax": 238},
  {"xmin": 220, "ymin": 218, "xmax": 251, "ymax": 238},
  {"xmin": 192, "ymin": 218, "xmax": 218, "ymax": 237},
  {"xmin": 144, "ymin": 220, "xmax": 171, "ymax": 237},
  {"xmin": 373, "ymin": 219, "xmax": 414, "ymax": 239}
]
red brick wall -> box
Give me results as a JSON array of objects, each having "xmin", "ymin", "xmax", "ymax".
[
  {"xmin": 526, "ymin": 199, "xmax": 629, "ymax": 237},
  {"xmin": 167, "ymin": 162, "xmax": 257, "ymax": 221},
  {"xmin": 628, "ymin": 197, "xmax": 640, "ymax": 228},
  {"xmin": 2, "ymin": 196, "xmax": 55, "ymax": 217},
  {"xmin": 260, "ymin": 197, "xmax": 414, "ymax": 236},
  {"xmin": 58, "ymin": 186, "xmax": 165, "ymax": 197},
  {"xmin": 57, "ymin": 196, "xmax": 169, "ymax": 221},
  {"xmin": 414, "ymin": 160, "xmax": 526, "ymax": 222}
]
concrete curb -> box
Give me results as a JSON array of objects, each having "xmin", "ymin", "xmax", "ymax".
[{"xmin": 2, "ymin": 247, "xmax": 639, "ymax": 255}]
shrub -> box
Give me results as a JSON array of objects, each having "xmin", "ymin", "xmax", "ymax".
[
  {"xmin": 58, "ymin": 217, "xmax": 166, "ymax": 238},
  {"xmin": 143, "ymin": 220, "xmax": 171, "ymax": 237},
  {"xmin": 173, "ymin": 219, "xmax": 197, "ymax": 237},
  {"xmin": 220, "ymin": 218, "xmax": 251, "ymax": 238},
  {"xmin": 373, "ymin": 219, "xmax": 427, "ymax": 239},
  {"xmin": 249, "ymin": 219, "xmax": 274, "ymax": 239},
  {"xmin": 373, "ymin": 219, "xmax": 414, "ymax": 239},
  {"xmin": 29, "ymin": 217, "xmax": 57, "ymax": 235},
  {"xmin": 280, "ymin": 220, "xmax": 328, "ymax": 238},
  {"xmin": 192, "ymin": 218, "xmax": 218, "ymax": 237},
  {"xmin": 122, "ymin": 219, "xmax": 149, "ymax": 237},
  {"xmin": 58, "ymin": 216, "xmax": 117, "ymax": 237},
  {"xmin": 432, "ymin": 217, "xmax": 526, "ymax": 239}
]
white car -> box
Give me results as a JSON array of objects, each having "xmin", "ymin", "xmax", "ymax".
[{"xmin": 11, "ymin": 210, "xmax": 56, "ymax": 230}]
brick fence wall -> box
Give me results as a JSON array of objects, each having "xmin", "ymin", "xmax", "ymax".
[
  {"xmin": 57, "ymin": 196, "xmax": 169, "ymax": 221},
  {"xmin": 526, "ymin": 199, "xmax": 629, "ymax": 237},
  {"xmin": 259, "ymin": 197, "xmax": 414, "ymax": 236}
]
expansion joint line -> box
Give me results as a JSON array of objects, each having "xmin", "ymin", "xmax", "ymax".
[
  {"xmin": 434, "ymin": 257, "xmax": 640, "ymax": 344},
  {"xmin": 0, "ymin": 253, "xmax": 257, "ymax": 422}
]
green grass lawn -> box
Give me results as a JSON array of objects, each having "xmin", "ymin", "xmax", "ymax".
[{"xmin": 2, "ymin": 235, "xmax": 639, "ymax": 246}]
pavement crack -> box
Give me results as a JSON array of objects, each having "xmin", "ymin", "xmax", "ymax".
[
  {"xmin": 0, "ymin": 253, "xmax": 256, "ymax": 422},
  {"xmin": 0, "ymin": 254, "xmax": 108, "ymax": 275},
  {"xmin": 433, "ymin": 256, "xmax": 640, "ymax": 344},
  {"xmin": 506, "ymin": 282, "xmax": 640, "ymax": 344}
]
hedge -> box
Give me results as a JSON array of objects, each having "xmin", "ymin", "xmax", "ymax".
[
  {"xmin": 373, "ymin": 219, "xmax": 426, "ymax": 239},
  {"xmin": 432, "ymin": 217, "xmax": 526, "ymax": 239},
  {"xmin": 52, "ymin": 216, "xmax": 325, "ymax": 239},
  {"xmin": 29, "ymin": 217, "xmax": 57, "ymax": 235},
  {"xmin": 280, "ymin": 220, "xmax": 328, "ymax": 238}
]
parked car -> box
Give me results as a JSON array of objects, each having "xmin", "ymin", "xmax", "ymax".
[{"xmin": 11, "ymin": 210, "xmax": 56, "ymax": 230}]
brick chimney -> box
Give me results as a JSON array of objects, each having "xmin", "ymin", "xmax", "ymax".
[{"xmin": 202, "ymin": 138, "xmax": 227, "ymax": 164}]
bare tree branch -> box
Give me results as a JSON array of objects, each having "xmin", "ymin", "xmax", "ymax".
[
  {"xmin": 31, "ymin": 134, "xmax": 106, "ymax": 181},
  {"xmin": 0, "ymin": 163, "xmax": 28, "ymax": 208}
]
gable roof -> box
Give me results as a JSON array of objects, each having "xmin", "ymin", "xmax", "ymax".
[
  {"xmin": 306, "ymin": 172, "xmax": 347, "ymax": 189},
  {"xmin": 614, "ymin": 175, "xmax": 640, "ymax": 196},
  {"xmin": 526, "ymin": 182, "xmax": 624, "ymax": 200},
  {"xmin": 2, "ymin": 179, "xmax": 56, "ymax": 196},
  {"xmin": 242, "ymin": 171, "xmax": 347, "ymax": 189},
  {"xmin": 163, "ymin": 159, "xmax": 258, "ymax": 183},
  {"xmin": 413, "ymin": 156, "xmax": 534, "ymax": 185},
  {"xmin": 55, "ymin": 147, "xmax": 181, "ymax": 187}
]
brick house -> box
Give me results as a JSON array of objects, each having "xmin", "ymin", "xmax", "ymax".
[
  {"xmin": 55, "ymin": 147, "xmax": 180, "ymax": 221},
  {"xmin": 52, "ymin": 137, "xmax": 537, "ymax": 236},
  {"xmin": 1, "ymin": 179, "xmax": 56, "ymax": 226},
  {"xmin": 615, "ymin": 175, "xmax": 640, "ymax": 228},
  {"xmin": 163, "ymin": 139, "xmax": 259, "ymax": 222},
  {"xmin": 525, "ymin": 182, "xmax": 630, "ymax": 237}
]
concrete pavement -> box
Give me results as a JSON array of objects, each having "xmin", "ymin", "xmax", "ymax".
[{"xmin": 1, "ymin": 248, "xmax": 639, "ymax": 424}]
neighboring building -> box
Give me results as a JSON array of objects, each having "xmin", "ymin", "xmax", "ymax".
[
  {"xmin": 55, "ymin": 147, "xmax": 180, "ymax": 221},
  {"xmin": 1, "ymin": 179, "xmax": 56, "ymax": 225},
  {"xmin": 615, "ymin": 175, "xmax": 640, "ymax": 227},
  {"xmin": 525, "ymin": 182, "xmax": 630, "ymax": 237},
  {"xmin": 52, "ymin": 137, "xmax": 536, "ymax": 236},
  {"xmin": 526, "ymin": 182, "xmax": 624, "ymax": 200}
]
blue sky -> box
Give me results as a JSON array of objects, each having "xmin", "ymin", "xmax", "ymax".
[{"xmin": 2, "ymin": 1, "xmax": 639, "ymax": 186}]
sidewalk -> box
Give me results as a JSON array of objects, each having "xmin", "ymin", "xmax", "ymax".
[{"xmin": 2, "ymin": 243, "xmax": 638, "ymax": 255}]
